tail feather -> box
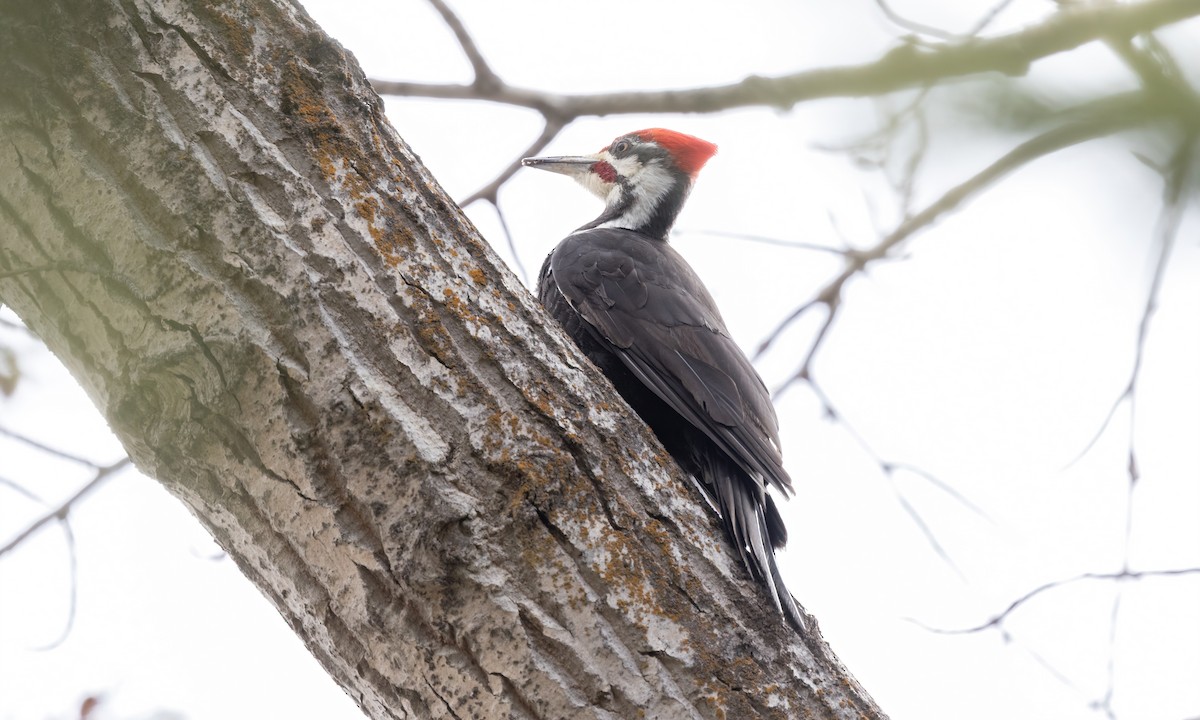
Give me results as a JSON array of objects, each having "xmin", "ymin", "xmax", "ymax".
[
  {"xmin": 768, "ymin": 546, "xmax": 808, "ymax": 633},
  {"xmin": 703, "ymin": 454, "xmax": 806, "ymax": 633}
]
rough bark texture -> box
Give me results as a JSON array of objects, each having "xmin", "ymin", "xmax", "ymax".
[{"xmin": 0, "ymin": 1, "xmax": 883, "ymax": 718}]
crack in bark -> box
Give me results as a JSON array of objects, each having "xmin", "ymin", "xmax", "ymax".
[{"xmin": 147, "ymin": 7, "xmax": 234, "ymax": 82}]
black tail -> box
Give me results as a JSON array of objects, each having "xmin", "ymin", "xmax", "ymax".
[{"xmin": 702, "ymin": 454, "xmax": 807, "ymax": 633}]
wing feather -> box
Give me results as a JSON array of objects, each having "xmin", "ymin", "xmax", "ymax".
[{"xmin": 549, "ymin": 228, "xmax": 792, "ymax": 497}]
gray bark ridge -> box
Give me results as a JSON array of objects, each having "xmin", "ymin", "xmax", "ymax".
[{"xmin": 0, "ymin": 1, "xmax": 883, "ymax": 718}]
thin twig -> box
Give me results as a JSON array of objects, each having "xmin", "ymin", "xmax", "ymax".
[
  {"xmin": 796, "ymin": 377, "xmax": 979, "ymax": 575},
  {"xmin": 0, "ymin": 458, "xmax": 131, "ymax": 557},
  {"xmin": 759, "ymin": 90, "xmax": 1168, "ymax": 366},
  {"xmin": 30, "ymin": 519, "xmax": 77, "ymax": 651},
  {"xmin": 675, "ymin": 229, "xmax": 854, "ymax": 255},
  {"xmin": 1093, "ymin": 589, "xmax": 1123, "ymax": 720},
  {"xmin": 874, "ymin": 0, "xmax": 1018, "ymax": 42},
  {"xmin": 0, "ymin": 476, "xmax": 46, "ymax": 503},
  {"xmin": 873, "ymin": 0, "xmax": 960, "ymax": 42},
  {"xmin": 488, "ymin": 198, "xmax": 528, "ymax": 286},
  {"xmin": 771, "ymin": 298, "xmax": 842, "ymax": 395},
  {"xmin": 965, "ymin": 0, "xmax": 1019, "ymax": 37},
  {"xmin": 460, "ymin": 117, "xmax": 566, "ymax": 208},
  {"xmin": 915, "ymin": 567, "xmax": 1200, "ymax": 634},
  {"xmin": 1069, "ymin": 34, "xmax": 1197, "ymax": 469},
  {"xmin": 0, "ymin": 471, "xmax": 84, "ymax": 649},
  {"xmin": 425, "ymin": 0, "xmax": 500, "ymax": 89},
  {"xmin": 885, "ymin": 461, "xmax": 993, "ymax": 523},
  {"xmin": 0, "ymin": 426, "xmax": 108, "ymax": 468}
]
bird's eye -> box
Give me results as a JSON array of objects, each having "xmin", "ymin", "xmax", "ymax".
[{"xmin": 610, "ymin": 140, "xmax": 631, "ymax": 156}]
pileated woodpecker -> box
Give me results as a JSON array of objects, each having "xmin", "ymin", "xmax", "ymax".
[{"xmin": 524, "ymin": 129, "xmax": 805, "ymax": 632}]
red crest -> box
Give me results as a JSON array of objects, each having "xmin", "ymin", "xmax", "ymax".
[{"xmin": 630, "ymin": 128, "xmax": 717, "ymax": 177}]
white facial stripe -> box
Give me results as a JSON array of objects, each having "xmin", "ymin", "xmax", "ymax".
[
  {"xmin": 578, "ymin": 169, "xmax": 613, "ymax": 201},
  {"xmin": 561, "ymin": 150, "xmax": 611, "ymax": 202},
  {"xmin": 565, "ymin": 148, "xmax": 680, "ymax": 232},
  {"xmin": 608, "ymin": 154, "xmax": 641, "ymax": 177},
  {"xmin": 596, "ymin": 159, "xmax": 675, "ymax": 231}
]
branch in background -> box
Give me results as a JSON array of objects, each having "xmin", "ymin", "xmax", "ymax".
[
  {"xmin": 874, "ymin": 0, "xmax": 1019, "ymax": 43},
  {"xmin": 916, "ymin": 567, "xmax": 1200, "ymax": 635},
  {"xmin": 0, "ymin": 457, "xmax": 130, "ymax": 557},
  {"xmin": 424, "ymin": 0, "xmax": 499, "ymax": 91},
  {"xmin": 748, "ymin": 87, "xmax": 1190, "ymax": 623},
  {"xmin": 675, "ymin": 229, "xmax": 855, "ymax": 256},
  {"xmin": 458, "ymin": 117, "xmax": 566, "ymax": 208},
  {"xmin": 487, "ymin": 198, "xmax": 527, "ymax": 285},
  {"xmin": 1070, "ymin": 41, "xmax": 1198, "ymax": 477},
  {"xmin": 372, "ymin": 0, "xmax": 1199, "ymax": 116},
  {"xmin": 0, "ymin": 441, "xmax": 129, "ymax": 649},
  {"xmin": 1059, "ymin": 34, "xmax": 1197, "ymax": 715},
  {"xmin": 0, "ymin": 426, "xmax": 110, "ymax": 467},
  {"xmin": 29, "ymin": 519, "xmax": 77, "ymax": 651},
  {"xmin": 801, "ymin": 378, "xmax": 987, "ymax": 577},
  {"xmin": 760, "ymin": 89, "xmax": 1173, "ymax": 387}
]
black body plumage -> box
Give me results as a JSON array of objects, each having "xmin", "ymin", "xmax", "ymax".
[{"xmin": 527, "ymin": 129, "xmax": 805, "ymax": 632}]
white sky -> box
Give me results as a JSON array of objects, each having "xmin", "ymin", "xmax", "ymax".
[{"xmin": 2, "ymin": 1, "xmax": 1198, "ymax": 719}]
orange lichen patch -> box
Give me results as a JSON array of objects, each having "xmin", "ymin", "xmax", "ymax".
[
  {"xmin": 440, "ymin": 285, "xmax": 500, "ymax": 342},
  {"xmin": 193, "ymin": 0, "xmax": 257, "ymax": 67},
  {"xmin": 279, "ymin": 60, "xmax": 343, "ymax": 156},
  {"xmin": 468, "ymin": 267, "xmax": 487, "ymax": 286},
  {"xmin": 277, "ymin": 57, "xmax": 415, "ymax": 261},
  {"xmin": 441, "ymin": 287, "xmax": 464, "ymax": 314},
  {"xmin": 410, "ymin": 312, "xmax": 455, "ymax": 369},
  {"xmin": 698, "ymin": 683, "xmax": 729, "ymax": 720},
  {"xmin": 356, "ymin": 196, "xmax": 383, "ymax": 243}
]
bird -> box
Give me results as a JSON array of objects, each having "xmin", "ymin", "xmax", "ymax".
[{"xmin": 523, "ymin": 128, "xmax": 805, "ymax": 632}]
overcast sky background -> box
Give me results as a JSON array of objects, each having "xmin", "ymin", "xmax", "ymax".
[{"xmin": 2, "ymin": 1, "xmax": 1198, "ymax": 719}]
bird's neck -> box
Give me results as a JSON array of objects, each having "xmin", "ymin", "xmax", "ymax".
[{"xmin": 579, "ymin": 170, "xmax": 692, "ymax": 241}]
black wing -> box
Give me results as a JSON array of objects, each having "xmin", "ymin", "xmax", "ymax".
[{"xmin": 545, "ymin": 228, "xmax": 793, "ymax": 499}]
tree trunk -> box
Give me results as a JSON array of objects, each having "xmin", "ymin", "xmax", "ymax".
[{"xmin": 0, "ymin": 1, "xmax": 883, "ymax": 718}]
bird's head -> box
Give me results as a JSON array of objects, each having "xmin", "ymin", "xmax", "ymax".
[{"xmin": 523, "ymin": 129, "xmax": 717, "ymax": 239}]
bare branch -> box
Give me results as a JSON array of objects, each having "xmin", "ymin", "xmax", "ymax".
[
  {"xmin": 874, "ymin": 0, "xmax": 1019, "ymax": 42},
  {"xmin": 873, "ymin": 0, "xmax": 961, "ymax": 42},
  {"xmin": 884, "ymin": 461, "xmax": 993, "ymax": 523},
  {"xmin": 771, "ymin": 298, "xmax": 842, "ymax": 395},
  {"xmin": 372, "ymin": 0, "xmax": 1200, "ymax": 116},
  {"xmin": 1093, "ymin": 591, "xmax": 1123, "ymax": 720},
  {"xmin": 0, "ymin": 458, "xmax": 130, "ymax": 557},
  {"xmin": 965, "ymin": 0, "xmax": 1020, "ymax": 37},
  {"xmin": 917, "ymin": 568, "xmax": 1200, "ymax": 634},
  {"xmin": 1068, "ymin": 136, "xmax": 1193, "ymax": 477},
  {"xmin": 0, "ymin": 477, "xmax": 46, "ymax": 507},
  {"xmin": 459, "ymin": 117, "xmax": 566, "ymax": 207},
  {"xmin": 1070, "ymin": 32, "xmax": 1197, "ymax": 471},
  {"xmin": 759, "ymin": 89, "xmax": 1170, "ymax": 366},
  {"xmin": 788, "ymin": 375, "xmax": 979, "ymax": 575},
  {"xmin": 487, "ymin": 197, "xmax": 528, "ymax": 286},
  {"xmin": 29, "ymin": 519, "xmax": 78, "ymax": 651},
  {"xmin": 425, "ymin": 0, "xmax": 499, "ymax": 89},
  {"xmin": 0, "ymin": 426, "xmax": 110, "ymax": 468},
  {"xmin": 0, "ymin": 472, "xmax": 83, "ymax": 649},
  {"xmin": 676, "ymin": 229, "xmax": 854, "ymax": 255},
  {"xmin": 892, "ymin": 490, "xmax": 964, "ymax": 577}
]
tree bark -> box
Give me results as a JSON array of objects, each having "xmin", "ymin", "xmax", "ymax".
[{"xmin": 0, "ymin": 1, "xmax": 883, "ymax": 718}]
